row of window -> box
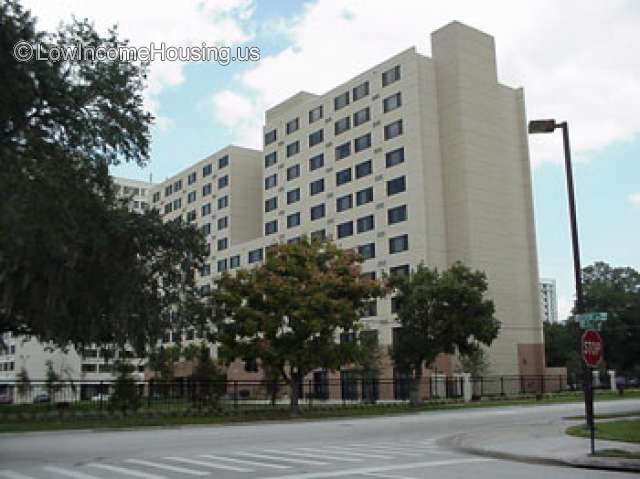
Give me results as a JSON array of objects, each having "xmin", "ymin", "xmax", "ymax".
[
  {"xmin": 163, "ymin": 194, "xmax": 229, "ymax": 215},
  {"xmin": 264, "ymin": 64, "xmax": 402, "ymax": 147},
  {"xmin": 0, "ymin": 362, "xmax": 15, "ymax": 371},
  {"xmin": 156, "ymin": 156, "xmax": 229, "ymax": 201}
]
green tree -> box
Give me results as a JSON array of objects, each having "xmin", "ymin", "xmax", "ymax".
[
  {"xmin": 457, "ymin": 347, "xmax": 491, "ymax": 377},
  {"xmin": 148, "ymin": 344, "xmax": 182, "ymax": 380},
  {"xmin": 390, "ymin": 262, "xmax": 500, "ymax": 405},
  {"xmin": 16, "ymin": 367, "xmax": 30, "ymax": 401},
  {"xmin": 190, "ymin": 343, "xmax": 226, "ymax": 407},
  {"xmin": 0, "ymin": 1, "xmax": 206, "ymax": 354},
  {"xmin": 212, "ymin": 237, "xmax": 385, "ymax": 412},
  {"xmin": 110, "ymin": 359, "xmax": 140, "ymax": 413},
  {"xmin": 544, "ymin": 319, "xmax": 582, "ymax": 381}
]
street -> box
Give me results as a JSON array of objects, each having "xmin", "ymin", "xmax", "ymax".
[{"xmin": 1, "ymin": 399, "xmax": 638, "ymax": 478}]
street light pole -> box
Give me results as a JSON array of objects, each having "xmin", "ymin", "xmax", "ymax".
[{"xmin": 528, "ymin": 119, "xmax": 594, "ymax": 454}]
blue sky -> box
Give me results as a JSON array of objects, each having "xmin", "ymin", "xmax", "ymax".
[{"xmin": 26, "ymin": 0, "xmax": 640, "ymax": 320}]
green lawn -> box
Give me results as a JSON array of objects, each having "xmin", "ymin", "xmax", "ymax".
[{"xmin": 567, "ymin": 419, "xmax": 640, "ymax": 444}]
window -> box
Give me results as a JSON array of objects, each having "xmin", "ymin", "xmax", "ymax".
[
  {"xmin": 286, "ymin": 117, "xmax": 299, "ymax": 134},
  {"xmin": 265, "ymin": 174, "xmax": 277, "ymax": 190},
  {"xmin": 352, "ymin": 81, "xmax": 369, "ymax": 101},
  {"xmin": 384, "ymin": 119, "xmax": 403, "ymax": 140},
  {"xmin": 218, "ymin": 195, "xmax": 228, "ymax": 209},
  {"xmin": 309, "ymin": 153, "xmax": 324, "ymax": 171},
  {"xmin": 287, "ymin": 212, "xmax": 300, "ymax": 228},
  {"xmin": 201, "ymin": 263, "xmax": 211, "ymax": 276},
  {"xmin": 244, "ymin": 358, "xmax": 258, "ymax": 373},
  {"xmin": 165, "ymin": 184, "xmax": 173, "ymax": 196},
  {"xmin": 334, "ymin": 116, "xmax": 350, "ymax": 135},
  {"xmin": 311, "ymin": 229, "xmax": 326, "ymax": 241},
  {"xmin": 217, "ymin": 216, "xmax": 228, "ymax": 230},
  {"xmin": 201, "ymin": 223, "xmax": 211, "ymax": 235},
  {"xmin": 265, "ymin": 196, "xmax": 277, "ymax": 212},
  {"xmin": 174, "ymin": 180, "xmax": 182, "ymax": 192},
  {"xmin": 218, "ymin": 155, "xmax": 229, "ymax": 168},
  {"xmin": 357, "ymin": 214, "xmax": 375, "ymax": 233},
  {"xmin": 248, "ymin": 248, "xmax": 263, "ymax": 263},
  {"xmin": 188, "ymin": 172, "xmax": 197, "ymax": 185},
  {"xmin": 173, "ymin": 198, "xmax": 182, "ymax": 210},
  {"xmin": 358, "ymin": 242, "xmax": 375, "ymax": 259},
  {"xmin": 310, "ymin": 203, "xmax": 326, "ymax": 220},
  {"xmin": 390, "ymin": 264, "xmax": 410, "ymax": 277},
  {"xmin": 355, "ymin": 159, "xmax": 372, "ymax": 179},
  {"xmin": 340, "ymin": 331, "xmax": 356, "ymax": 344},
  {"xmin": 387, "ymin": 176, "xmax": 406, "ymax": 196},
  {"xmin": 164, "ymin": 203, "xmax": 172, "ymax": 214},
  {"xmin": 382, "ymin": 65, "xmax": 401, "ymax": 86},
  {"xmin": 264, "ymin": 129, "xmax": 277, "ymax": 145},
  {"xmin": 335, "ymin": 141, "xmax": 351, "ymax": 160},
  {"xmin": 336, "ymin": 167, "xmax": 352, "ymax": 186},
  {"xmin": 337, "ymin": 221, "xmax": 353, "ymax": 238},
  {"xmin": 82, "ymin": 363, "xmax": 97, "ymax": 373},
  {"xmin": 218, "ymin": 175, "xmax": 228, "ymax": 189},
  {"xmin": 217, "ymin": 259, "xmax": 228, "ymax": 273},
  {"xmin": 265, "ymin": 151, "xmax": 277, "ymax": 167},
  {"xmin": 309, "ymin": 105, "xmax": 323, "ymax": 123},
  {"xmin": 187, "ymin": 191, "xmax": 196, "ymax": 203},
  {"xmin": 265, "ymin": 220, "xmax": 278, "ymax": 235},
  {"xmin": 361, "ymin": 300, "xmax": 377, "ymax": 317},
  {"xmin": 388, "ymin": 205, "xmax": 407, "ymax": 224},
  {"xmin": 386, "ymin": 147, "xmax": 405, "ymax": 167},
  {"xmin": 287, "ymin": 164, "xmax": 300, "ymax": 181},
  {"xmin": 287, "ymin": 188, "xmax": 301, "ymax": 204},
  {"xmin": 217, "ymin": 238, "xmax": 228, "ymax": 250},
  {"xmin": 334, "ymin": 91, "xmax": 349, "ymax": 110},
  {"xmin": 286, "ymin": 141, "xmax": 300, "ymax": 157},
  {"xmin": 391, "ymin": 297, "xmax": 400, "ymax": 314},
  {"xmin": 389, "ymin": 234, "xmax": 409, "ymax": 254},
  {"xmin": 309, "ymin": 129, "xmax": 324, "ymax": 147},
  {"xmin": 310, "ymin": 178, "xmax": 324, "ymax": 195},
  {"xmin": 201, "ymin": 203, "xmax": 211, "ymax": 216},
  {"xmin": 203, "ymin": 163, "xmax": 213, "ymax": 177},
  {"xmin": 356, "ymin": 186, "xmax": 374, "ymax": 206},
  {"xmin": 383, "ymin": 92, "xmax": 402, "ymax": 113},
  {"xmin": 336, "ymin": 193, "xmax": 352, "ymax": 212},
  {"xmin": 360, "ymin": 329, "xmax": 379, "ymax": 345},
  {"xmin": 230, "ymin": 255, "xmax": 240, "ymax": 269},
  {"xmin": 361, "ymin": 271, "xmax": 376, "ymax": 281},
  {"xmin": 354, "ymin": 133, "xmax": 371, "ymax": 153},
  {"xmin": 202, "ymin": 183, "xmax": 212, "ymax": 196},
  {"xmin": 353, "ymin": 107, "xmax": 370, "ymax": 127},
  {"xmin": 152, "ymin": 192, "xmax": 160, "ymax": 203}
]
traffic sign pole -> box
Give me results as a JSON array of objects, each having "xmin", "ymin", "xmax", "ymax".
[{"xmin": 581, "ymin": 329, "xmax": 603, "ymax": 455}]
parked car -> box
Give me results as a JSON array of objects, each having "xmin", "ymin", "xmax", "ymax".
[
  {"xmin": 33, "ymin": 393, "xmax": 50, "ymax": 403},
  {"xmin": 90, "ymin": 393, "xmax": 111, "ymax": 402},
  {"xmin": 0, "ymin": 393, "xmax": 13, "ymax": 404}
]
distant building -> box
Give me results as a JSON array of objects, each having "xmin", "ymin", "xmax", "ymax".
[{"xmin": 540, "ymin": 278, "xmax": 558, "ymax": 323}]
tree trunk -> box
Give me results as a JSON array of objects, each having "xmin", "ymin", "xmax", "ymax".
[
  {"xmin": 289, "ymin": 372, "xmax": 301, "ymax": 415},
  {"xmin": 410, "ymin": 367, "xmax": 423, "ymax": 406}
]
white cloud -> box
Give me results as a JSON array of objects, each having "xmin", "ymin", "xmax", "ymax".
[
  {"xmin": 213, "ymin": 0, "xmax": 640, "ymax": 166},
  {"xmin": 210, "ymin": 90, "xmax": 264, "ymax": 147},
  {"xmin": 557, "ymin": 295, "xmax": 574, "ymax": 323},
  {"xmin": 628, "ymin": 192, "xmax": 640, "ymax": 207},
  {"xmin": 22, "ymin": 0, "xmax": 255, "ymax": 130}
]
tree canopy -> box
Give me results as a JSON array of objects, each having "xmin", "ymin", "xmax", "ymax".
[
  {"xmin": 390, "ymin": 262, "xmax": 500, "ymax": 404},
  {"xmin": 211, "ymin": 237, "xmax": 385, "ymax": 410}
]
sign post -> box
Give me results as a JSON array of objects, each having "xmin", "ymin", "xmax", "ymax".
[{"xmin": 581, "ymin": 329, "xmax": 603, "ymax": 455}]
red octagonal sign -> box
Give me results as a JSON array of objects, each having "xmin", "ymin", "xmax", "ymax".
[{"xmin": 582, "ymin": 329, "xmax": 603, "ymax": 368}]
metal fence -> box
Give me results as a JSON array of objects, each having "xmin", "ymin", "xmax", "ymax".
[{"xmin": 0, "ymin": 374, "xmax": 578, "ymax": 415}]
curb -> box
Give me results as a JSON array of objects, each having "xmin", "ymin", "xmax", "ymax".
[{"xmin": 439, "ymin": 433, "xmax": 640, "ymax": 474}]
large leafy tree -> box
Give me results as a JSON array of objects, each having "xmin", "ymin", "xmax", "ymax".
[
  {"xmin": 390, "ymin": 262, "xmax": 500, "ymax": 405},
  {"xmin": 212, "ymin": 237, "xmax": 385, "ymax": 411},
  {"xmin": 0, "ymin": 1, "xmax": 205, "ymax": 354},
  {"xmin": 580, "ymin": 262, "xmax": 640, "ymax": 376}
]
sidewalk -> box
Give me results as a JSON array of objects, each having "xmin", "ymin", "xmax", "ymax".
[{"xmin": 442, "ymin": 415, "xmax": 640, "ymax": 473}]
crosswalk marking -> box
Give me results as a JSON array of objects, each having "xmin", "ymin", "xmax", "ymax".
[
  {"xmin": 0, "ymin": 471, "xmax": 35, "ymax": 479},
  {"xmin": 42, "ymin": 466, "xmax": 101, "ymax": 478},
  {"xmin": 87, "ymin": 463, "xmax": 167, "ymax": 479},
  {"xmin": 348, "ymin": 444, "xmax": 423, "ymax": 456},
  {"xmin": 164, "ymin": 457, "xmax": 253, "ymax": 473},
  {"xmin": 233, "ymin": 451, "xmax": 328, "ymax": 466},
  {"xmin": 124, "ymin": 459, "xmax": 209, "ymax": 476},
  {"xmin": 306, "ymin": 447, "xmax": 392, "ymax": 460},
  {"xmin": 258, "ymin": 458, "xmax": 494, "ymax": 479},
  {"xmin": 261, "ymin": 449, "xmax": 362, "ymax": 462},
  {"xmin": 199, "ymin": 455, "xmax": 290, "ymax": 470}
]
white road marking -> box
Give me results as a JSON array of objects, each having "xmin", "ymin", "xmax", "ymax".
[
  {"xmin": 200, "ymin": 454, "xmax": 291, "ymax": 470},
  {"xmin": 262, "ymin": 449, "xmax": 362, "ymax": 462},
  {"xmin": 41, "ymin": 466, "xmax": 101, "ymax": 479},
  {"xmin": 234, "ymin": 451, "xmax": 328, "ymax": 466},
  {"xmin": 164, "ymin": 457, "xmax": 253, "ymax": 473},
  {"xmin": 87, "ymin": 463, "xmax": 167, "ymax": 479},
  {"xmin": 360, "ymin": 473, "xmax": 416, "ymax": 479},
  {"xmin": 305, "ymin": 447, "xmax": 392, "ymax": 460},
  {"xmin": 258, "ymin": 458, "xmax": 494, "ymax": 479},
  {"xmin": 347, "ymin": 445, "xmax": 422, "ymax": 456},
  {"xmin": 0, "ymin": 472, "xmax": 35, "ymax": 479},
  {"xmin": 124, "ymin": 459, "xmax": 209, "ymax": 476}
]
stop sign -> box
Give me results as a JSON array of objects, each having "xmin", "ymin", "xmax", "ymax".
[{"xmin": 582, "ymin": 329, "xmax": 603, "ymax": 367}]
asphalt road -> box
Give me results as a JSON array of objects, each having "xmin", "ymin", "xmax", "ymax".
[{"xmin": 1, "ymin": 399, "xmax": 638, "ymax": 479}]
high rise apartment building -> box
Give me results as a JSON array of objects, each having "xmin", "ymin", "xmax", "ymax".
[{"xmin": 540, "ymin": 278, "xmax": 559, "ymax": 324}]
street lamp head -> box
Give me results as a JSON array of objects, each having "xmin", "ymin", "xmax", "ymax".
[{"xmin": 528, "ymin": 119, "xmax": 557, "ymax": 134}]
